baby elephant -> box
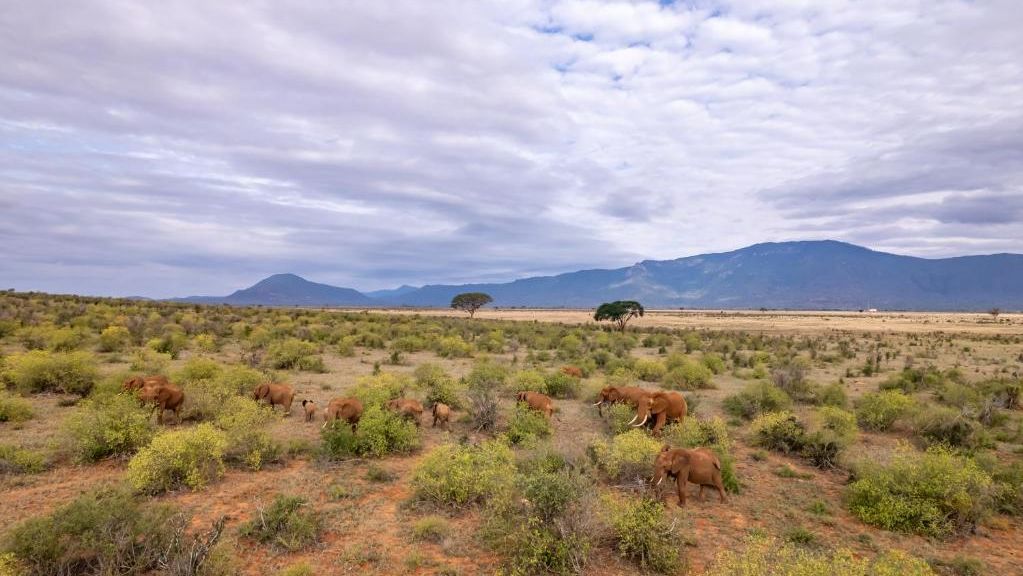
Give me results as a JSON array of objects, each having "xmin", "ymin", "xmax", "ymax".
[
  {"xmin": 516, "ymin": 391, "xmax": 555, "ymax": 419},
  {"xmin": 323, "ymin": 397, "xmax": 363, "ymax": 431},
  {"xmin": 386, "ymin": 398, "xmax": 424, "ymax": 426},
  {"xmin": 301, "ymin": 399, "xmax": 317, "ymax": 422},
  {"xmin": 432, "ymin": 402, "xmax": 451, "ymax": 430},
  {"xmin": 138, "ymin": 382, "xmax": 185, "ymax": 425},
  {"xmin": 651, "ymin": 446, "xmax": 727, "ymax": 507},
  {"xmin": 253, "ymin": 383, "xmax": 295, "ymax": 415}
]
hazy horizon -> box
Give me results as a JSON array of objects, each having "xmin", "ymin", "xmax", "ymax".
[{"xmin": 3, "ymin": 1, "xmax": 1022, "ymax": 298}]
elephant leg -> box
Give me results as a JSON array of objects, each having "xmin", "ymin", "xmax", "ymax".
[
  {"xmin": 698, "ymin": 484, "xmax": 705, "ymax": 501},
  {"xmin": 285, "ymin": 397, "xmax": 293, "ymax": 415},
  {"xmin": 652, "ymin": 412, "xmax": 667, "ymax": 436},
  {"xmin": 157, "ymin": 407, "xmax": 164, "ymax": 425},
  {"xmin": 716, "ymin": 477, "xmax": 727, "ymax": 503},
  {"xmin": 676, "ymin": 478, "xmax": 687, "ymax": 507}
]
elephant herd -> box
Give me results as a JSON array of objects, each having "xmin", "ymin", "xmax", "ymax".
[{"xmin": 123, "ymin": 376, "xmax": 725, "ymax": 507}]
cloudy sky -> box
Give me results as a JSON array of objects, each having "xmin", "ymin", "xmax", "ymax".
[{"xmin": 2, "ymin": 1, "xmax": 1021, "ymax": 297}]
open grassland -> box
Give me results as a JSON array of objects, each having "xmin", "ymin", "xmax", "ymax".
[{"xmin": 1, "ymin": 292, "xmax": 1021, "ymax": 575}]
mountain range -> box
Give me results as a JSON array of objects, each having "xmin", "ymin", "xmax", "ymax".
[{"xmin": 173, "ymin": 241, "xmax": 1023, "ymax": 310}]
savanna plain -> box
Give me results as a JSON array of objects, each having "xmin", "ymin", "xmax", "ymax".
[{"xmin": 1, "ymin": 293, "xmax": 1021, "ymax": 576}]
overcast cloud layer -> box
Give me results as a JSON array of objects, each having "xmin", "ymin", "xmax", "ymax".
[{"xmin": 2, "ymin": 0, "xmax": 1022, "ymax": 297}]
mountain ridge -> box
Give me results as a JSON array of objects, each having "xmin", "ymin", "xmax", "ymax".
[{"xmin": 173, "ymin": 241, "xmax": 1023, "ymax": 310}]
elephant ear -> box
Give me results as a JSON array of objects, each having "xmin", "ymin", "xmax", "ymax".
[{"xmin": 670, "ymin": 451, "xmax": 689, "ymax": 475}]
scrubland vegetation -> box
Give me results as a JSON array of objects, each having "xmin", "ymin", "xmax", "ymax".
[{"xmin": 0, "ymin": 291, "xmax": 1021, "ymax": 574}]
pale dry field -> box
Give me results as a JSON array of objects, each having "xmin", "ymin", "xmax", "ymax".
[{"xmin": 362, "ymin": 308, "xmax": 1023, "ymax": 336}]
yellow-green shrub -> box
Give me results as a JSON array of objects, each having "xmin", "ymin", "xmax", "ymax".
[
  {"xmin": 634, "ymin": 358, "xmax": 666, "ymax": 382},
  {"xmin": 855, "ymin": 390, "xmax": 913, "ymax": 431},
  {"xmin": 605, "ymin": 403, "xmax": 638, "ymax": 435},
  {"xmin": 846, "ymin": 445, "xmax": 993, "ymax": 537},
  {"xmin": 663, "ymin": 357, "xmax": 714, "ymax": 390},
  {"xmin": 239, "ymin": 494, "xmax": 321, "ymax": 552},
  {"xmin": 415, "ymin": 363, "xmax": 463, "ymax": 409},
  {"xmin": 320, "ymin": 405, "xmax": 419, "ymax": 459},
  {"xmin": 589, "ymin": 430, "xmax": 662, "ymax": 482},
  {"xmin": 0, "ymin": 444, "xmax": 47, "ymax": 474},
  {"xmin": 505, "ymin": 404, "xmax": 552, "ymax": 445},
  {"xmin": 127, "ymin": 423, "xmax": 227, "ymax": 494},
  {"xmin": 604, "ymin": 496, "xmax": 682, "ymax": 574},
  {"xmin": 63, "ymin": 393, "xmax": 156, "ymax": 462},
  {"xmin": 129, "ymin": 348, "xmax": 171, "ymax": 374},
  {"xmin": 435, "ymin": 335, "xmax": 473, "ymax": 358},
  {"xmin": 2, "ymin": 350, "xmax": 97, "ymax": 395},
  {"xmin": 750, "ymin": 411, "xmax": 806, "ymax": 454},
  {"xmin": 710, "ymin": 535, "xmax": 936, "ymax": 575},
  {"xmin": 349, "ymin": 372, "xmax": 414, "ymax": 408},
  {"xmin": 723, "ymin": 381, "xmax": 791, "ymax": 418},
  {"xmin": 265, "ymin": 338, "xmax": 325, "ymax": 372},
  {"xmin": 411, "ymin": 440, "xmax": 515, "ymax": 508},
  {"xmin": 0, "ymin": 391, "xmax": 33, "ymax": 423},
  {"xmin": 215, "ymin": 396, "xmax": 280, "ymax": 470},
  {"xmin": 97, "ymin": 325, "xmax": 131, "ymax": 352},
  {"xmin": 47, "ymin": 327, "xmax": 88, "ymax": 352}
]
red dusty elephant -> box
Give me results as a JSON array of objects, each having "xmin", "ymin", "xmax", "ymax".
[
  {"xmin": 386, "ymin": 398, "xmax": 425, "ymax": 426},
  {"xmin": 253, "ymin": 383, "xmax": 295, "ymax": 415},
  {"xmin": 138, "ymin": 382, "xmax": 185, "ymax": 424},
  {"xmin": 517, "ymin": 391, "xmax": 556, "ymax": 419},
  {"xmin": 651, "ymin": 446, "xmax": 727, "ymax": 507},
  {"xmin": 592, "ymin": 385, "xmax": 652, "ymax": 417},
  {"xmin": 123, "ymin": 374, "xmax": 170, "ymax": 393},
  {"xmin": 632, "ymin": 391, "xmax": 687, "ymax": 435},
  {"xmin": 323, "ymin": 397, "xmax": 364, "ymax": 431}
]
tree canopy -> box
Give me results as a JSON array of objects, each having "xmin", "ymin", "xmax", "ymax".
[
  {"xmin": 450, "ymin": 292, "xmax": 493, "ymax": 318},
  {"xmin": 593, "ymin": 300, "xmax": 644, "ymax": 332}
]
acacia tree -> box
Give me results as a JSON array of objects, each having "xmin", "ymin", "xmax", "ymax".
[
  {"xmin": 451, "ymin": 292, "xmax": 493, "ymax": 318},
  {"xmin": 989, "ymin": 307, "xmax": 1001, "ymax": 320},
  {"xmin": 593, "ymin": 300, "xmax": 644, "ymax": 332}
]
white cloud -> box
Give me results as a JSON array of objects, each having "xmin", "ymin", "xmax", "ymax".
[{"xmin": 1, "ymin": 0, "xmax": 1021, "ymax": 296}]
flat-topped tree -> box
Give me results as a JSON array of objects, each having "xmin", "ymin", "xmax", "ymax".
[
  {"xmin": 451, "ymin": 292, "xmax": 493, "ymax": 318},
  {"xmin": 594, "ymin": 300, "xmax": 644, "ymax": 332}
]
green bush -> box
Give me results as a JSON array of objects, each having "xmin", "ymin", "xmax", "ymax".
[
  {"xmin": 0, "ymin": 444, "xmax": 47, "ymax": 474},
  {"xmin": 543, "ymin": 371, "xmax": 581, "ymax": 398},
  {"xmin": 988, "ymin": 460, "xmax": 1023, "ymax": 516},
  {"xmin": 175, "ymin": 357, "xmax": 222, "ymax": 383},
  {"xmin": 2, "ymin": 350, "xmax": 97, "ymax": 395},
  {"xmin": 411, "ymin": 516, "xmax": 451, "ymax": 543},
  {"xmin": 239, "ymin": 494, "xmax": 321, "ymax": 552},
  {"xmin": 435, "ymin": 335, "xmax": 473, "ymax": 358},
  {"xmin": 605, "ymin": 497, "xmax": 682, "ymax": 574},
  {"xmin": 605, "ymin": 403, "xmax": 639, "ymax": 435},
  {"xmin": 63, "ymin": 393, "xmax": 156, "ymax": 462},
  {"xmin": 818, "ymin": 382, "xmax": 849, "ymax": 407},
  {"xmin": 589, "ymin": 430, "xmax": 662, "ymax": 482},
  {"xmin": 723, "ymin": 381, "xmax": 791, "ymax": 419},
  {"xmin": 129, "ymin": 348, "xmax": 171, "ymax": 374},
  {"xmin": 663, "ymin": 357, "xmax": 714, "ymax": 390},
  {"xmin": 511, "ymin": 369, "xmax": 547, "ymax": 394},
  {"xmin": 505, "ymin": 404, "xmax": 552, "ymax": 445},
  {"xmin": 127, "ymin": 423, "xmax": 228, "ymax": 494},
  {"xmin": 910, "ymin": 404, "xmax": 986, "ymax": 449},
  {"xmin": 465, "ymin": 361, "xmax": 506, "ymax": 432},
  {"xmin": 320, "ymin": 405, "xmax": 419, "ymax": 459},
  {"xmin": 800, "ymin": 406, "xmax": 859, "ymax": 469},
  {"xmin": 146, "ymin": 331, "xmax": 187, "ymax": 359},
  {"xmin": 415, "ymin": 363, "xmax": 463, "ymax": 409},
  {"xmin": 750, "ymin": 411, "xmax": 806, "ymax": 454},
  {"xmin": 265, "ymin": 338, "xmax": 325, "ymax": 372},
  {"xmin": 48, "ymin": 327, "xmax": 88, "ymax": 352},
  {"xmin": 349, "ymin": 372, "xmax": 413, "ymax": 408},
  {"xmin": 411, "ymin": 440, "xmax": 516, "ymax": 508},
  {"xmin": 846, "ymin": 445, "xmax": 993, "ymax": 537},
  {"xmin": 855, "ymin": 390, "xmax": 914, "ymax": 431},
  {"xmin": 634, "ymin": 358, "xmax": 667, "ymax": 382},
  {"xmin": 0, "ymin": 391, "xmax": 33, "ymax": 423},
  {"xmin": 1, "ymin": 488, "xmax": 182, "ymax": 576},
  {"xmin": 710, "ymin": 535, "xmax": 936, "ymax": 575},
  {"xmin": 216, "ymin": 364, "xmax": 266, "ymax": 395},
  {"xmin": 215, "ymin": 396, "xmax": 280, "ymax": 470},
  {"xmin": 277, "ymin": 563, "xmax": 315, "ymax": 576},
  {"xmin": 97, "ymin": 325, "xmax": 131, "ymax": 352}
]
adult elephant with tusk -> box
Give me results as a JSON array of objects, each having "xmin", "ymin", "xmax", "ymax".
[
  {"xmin": 651, "ymin": 445, "xmax": 727, "ymax": 507},
  {"xmin": 592, "ymin": 386, "xmax": 652, "ymax": 418},
  {"xmin": 631, "ymin": 391, "xmax": 687, "ymax": 435}
]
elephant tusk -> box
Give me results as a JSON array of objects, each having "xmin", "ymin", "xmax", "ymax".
[
  {"xmin": 592, "ymin": 401, "xmax": 603, "ymax": 407},
  {"xmin": 657, "ymin": 477, "xmax": 663, "ymax": 486},
  {"xmin": 627, "ymin": 415, "xmax": 638, "ymax": 425},
  {"xmin": 632, "ymin": 414, "xmax": 649, "ymax": 427}
]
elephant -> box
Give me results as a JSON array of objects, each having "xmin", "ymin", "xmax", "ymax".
[
  {"xmin": 137, "ymin": 382, "xmax": 185, "ymax": 424},
  {"xmin": 301, "ymin": 399, "xmax": 317, "ymax": 422},
  {"xmin": 632, "ymin": 391, "xmax": 687, "ymax": 435},
  {"xmin": 592, "ymin": 385, "xmax": 652, "ymax": 417},
  {"xmin": 123, "ymin": 374, "xmax": 169, "ymax": 393},
  {"xmin": 432, "ymin": 402, "xmax": 452, "ymax": 429},
  {"xmin": 386, "ymin": 398, "xmax": 425, "ymax": 426},
  {"xmin": 323, "ymin": 397, "xmax": 363, "ymax": 431},
  {"xmin": 516, "ymin": 391, "xmax": 555, "ymax": 419},
  {"xmin": 253, "ymin": 383, "xmax": 295, "ymax": 415},
  {"xmin": 651, "ymin": 446, "xmax": 727, "ymax": 507}
]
